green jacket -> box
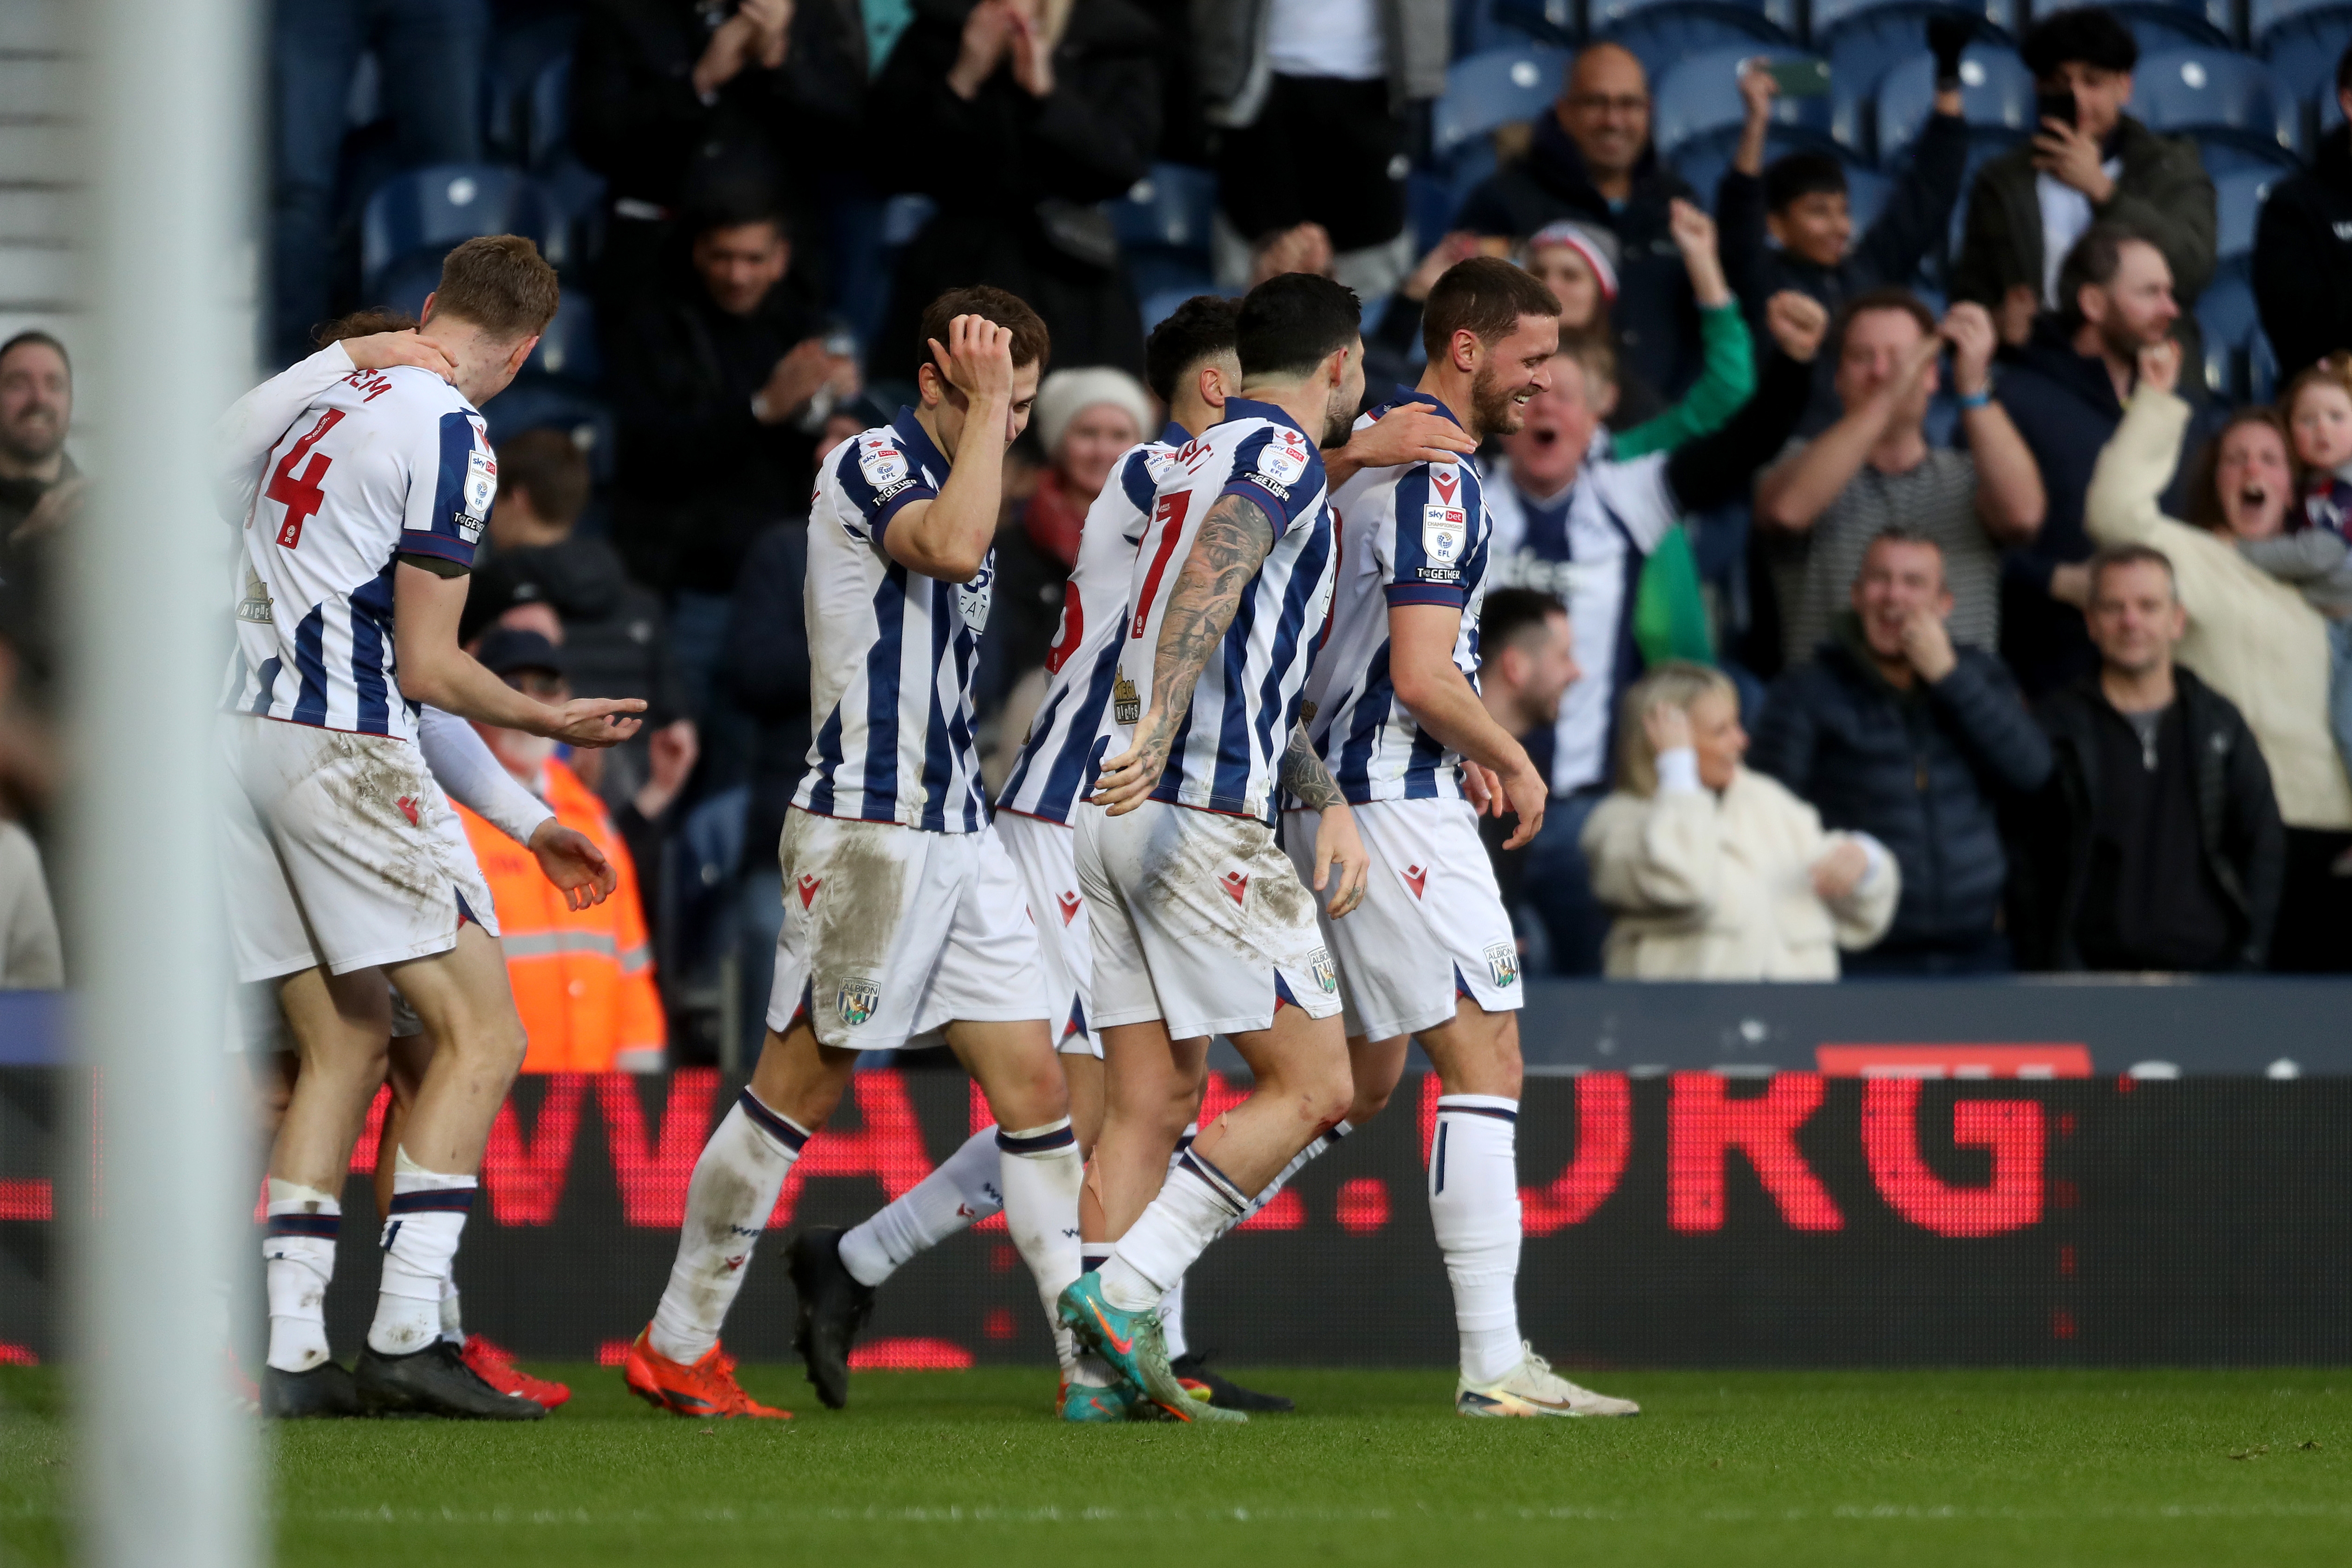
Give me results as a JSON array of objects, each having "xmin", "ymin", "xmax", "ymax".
[{"xmin": 1949, "ymin": 114, "xmax": 2216, "ymax": 319}]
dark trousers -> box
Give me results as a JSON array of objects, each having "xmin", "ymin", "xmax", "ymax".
[
  {"xmin": 2270, "ymin": 828, "xmax": 2352, "ymax": 973},
  {"xmin": 1841, "ymin": 929, "xmax": 2014, "ymax": 977},
  {"xmin": 1215, "ymin": 75, "xmax": 1406, "ymax": 253}
]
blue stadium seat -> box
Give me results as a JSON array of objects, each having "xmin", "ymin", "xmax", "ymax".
[
  {"xmin": 1109, "ymin": 163, "xmax": 1219, "ymax": 251},
  {"xmin": 1433, "ymin": 45, "xmax": 1574, "ymax": 157},
  {"xmin": 2134, "ymin": 50, "xmax": 2300, "ymax": 169},
  {"xmin": 1596, "ymin": 7, "xmax": 1793, "ymax": 89},
  {"xmin": 482, "ymin": 379, "xmax": 616, "ymax": 484},
  {"xmin": 1875, "ymin": 45, "xmax": 2036, "ymax": 166},
  {"xmin": 1824, "ymin": 10, "xmax": 2014, "ymax": 158},
  {"xmin": 1654, "ymin": 46, "xmax": 1833, "ymax": 162},
  {"xmin": 2031, "ymin": 0, "xmax": 2228, "ymax": 51},
  {"xmin": 2214, "ymin": 169, "xmax": 2278, "ymax": 260},
  {"xmin": 2197, "ymin": 263, "xmax": 2280, "ymax": 404},
  {"xmin": 360, "ymin": 164, "xmax": 567, "ymax": 295},
  {"xmin": 484, "ymin": 13, "xmax": 578, "ymax": 164},
  {"xmin": 366, "ymin": 251, "xmax": 444, "ymax": 321},
  {"xmin": 368, "ymin": 251, "xmax": 599, "ymax": 381},
  {"xmin": 1809, "ymin": 0, "xmax": 2019, "ymax": 47},
  {"xmin": 2259, "ymin": 13, "xmax": 2352, "ymax": 147},
  {"xmin": 526, "ymin": 54, "xmax": 573, "ymax": 170},
  {"xmin": 1491, "ymin": 0, "xmax": 1578, "ymax": 47},
  {"xmin": 2250, "ymin": 0, "xmax": 2352, "ymax": 49},
  {"xmin": 881, "ymin": 193, "xmax": 937, "ymax": 249},
  {"xmin": 1589, "ymin": 0, "xmax": 1798, "ymax": 40}
]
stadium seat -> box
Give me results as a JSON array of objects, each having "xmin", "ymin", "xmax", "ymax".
[
  {"xmin": 1808, "ymin": 0, "xmax": 2020, "ymax": 48},
  {"xmin": 1108, "ymin": 163, "xmax": 1219, "ymax": 252},
  {"xmin": 2250, "ymin": 0, "xmax": 2352, "ymax": 51},
  {"xmin": 360, "ymin": 164, "xmax": 567, "ymax": 296},
  {"xmin": 1875, "ymin": 45, "xmax": 2036, "ymax": 166},
  {"xmin": 2133, "ymin": 50, "xmax": 2300, "ymax": 170},
  {"xmin": 1433, "ymin": 45, "xmax": 1573, "ymax": 158},
  {"xmin": 881, "ymin": 193, "xmax": 937, "ymax": 250},
  {"xmin": 2214, "ymin": 168, "xmax": 2278, "ymax": 260},
  {"xmin": 2258, "ymin": 12, "xmax": 2352, "ymax": 147},
  {"xmin": 483, "ymin": 11, "xmax": 579, "ymax": 164},
  {"xmin": 525, "ymin": 53, "xmax": 573, "ymax": 170},
  {"xmin": 1588, "ymin": 0, "xmax": 1799, "ymax": 41},
  {"xmin": 1669, "ymin": 137, "xmax": 1885, "ymax": 220},
  {"xmin": 2030, "ymin": 0, "xmax": 2229, "ymax": 51},
  {"xmin": 1595, "ymin": 7, "xmax": 1793, "ymax": 89},
  {"xmin": 526, "ymin": 291, "xmax": 599, "ymax": 383},
  {"xmin": 483, "ymin": 377, "xmax": 616, "ymax": 485},
  {"xmin": 1653, "ymin": 46, "xmax": 1833, "ymax": 163},
  {"xmin": 2196, "ymin": 264, "xmax": 2280, "ymax": 404},
  {"xmin": 1824, "ymin": 9, "xmax": 2013, "ymax": 158},
  {"xmin": 1491, "ymin": 0, "xmax": 1578, "ymax": 46}
]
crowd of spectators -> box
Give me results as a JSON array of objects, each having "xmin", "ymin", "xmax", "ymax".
[{"xmin": 19, "ymin": 0, "xmax": 2352, "ymax": 1063}]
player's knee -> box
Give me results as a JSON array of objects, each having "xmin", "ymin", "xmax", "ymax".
[
  {"xmin": 1297, "ymin": 1064, "xmax": 1355, "ymax": 1130},
  {"xmin": 1345, "ymin": 1080, "xmax": 1394, "ymax": 1126}
]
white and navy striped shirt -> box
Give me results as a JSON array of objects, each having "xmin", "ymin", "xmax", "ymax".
[
  {"xmin": 1302, "ymin": 389, "xmax": 1492, "ymax": 804},
  {"xmin": 996, "ymin": 425, "xmax": 1182, "ymax": 826},
  {"xmin": 795, "ymin": 410, "xmax": 994, "ymax": 834},
  {"xmin": 225, "ymin": 364, "xmax": 493, "ymax": 742},
  {"xmin": 1105, "ymin": 399, "xmax": 1338, "ymax": 825}
]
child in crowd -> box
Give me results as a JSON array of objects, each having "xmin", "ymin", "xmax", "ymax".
[{"xmin": 2237, "ymin": 352, "xmax": 2352, "ymax": 805}]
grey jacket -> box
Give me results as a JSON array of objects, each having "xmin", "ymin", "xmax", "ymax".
[
  {"xmin": 1193, "ymin": 0, "xmax": 1447, "ymax": 125},
  {"xmin": 2239, "ymin": 529, "xmax": 2352, "ymax": 618}
]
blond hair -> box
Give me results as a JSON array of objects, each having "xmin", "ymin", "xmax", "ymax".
[
  {"xmin": 431, "ymin": 234, "xmax": 560, "ymax": 341},
  {"xmin": 1614, "ymin": 661, "xmax": 1737, "ymax": 798}
]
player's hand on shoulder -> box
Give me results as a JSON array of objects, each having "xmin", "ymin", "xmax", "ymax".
[
  {"xmin": 1349, "ymin": 407, "xmax": 1477, "ymax": 472},
  {"xmin": 527, "ymin": 820, "xmax": 618, "ymax": 910},
  {"xmin": 929, "ymin": 313, "xmax": 1016, "ymax": 404},
  {"xmin": 341, "ymin": 330, "xmax": 456, "ymax": 384},
  {"xmin": 545, "ymin": 696, "xmax": 646, "ymax": 749}
]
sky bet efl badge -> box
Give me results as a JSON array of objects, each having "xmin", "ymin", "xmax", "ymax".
[
  {"xmin": 856, "ymin": 435, "xmax": 909, "ymax": 488},
  {"xmin": 1421, "ymin": 467, "xmax": 1467, "ymax": 567},
  {"xmin": 1257, "ymin": 425, "xmax": 1311, "ymax": 488}
]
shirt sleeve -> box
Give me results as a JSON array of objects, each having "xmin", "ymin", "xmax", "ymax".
[
  {"xmin": 834, "ymin": 431, "xmax": 938, "ymax": 543},
  {"xmin": 1382, "ymin": 462, "xmax": 1474, "ymax": 609},
  {"xmin": 1220, "ymin": 423, "xmax": 1325, "ymax": 537},
  {"xmin": 416, "ymin": 706, "xmax": 555, "ymax": 845},
  {"xmin": 399, "ymin": 408, "xmax": 492, "ymax": 568},
  {"xmin": 213, "ymin": 342, "xmax": 357, "ymax": 527}
]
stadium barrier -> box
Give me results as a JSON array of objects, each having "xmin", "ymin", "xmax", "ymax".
[{"xmin": 3, "ymin": 1058, "xmax": 2348, "ymax": 1369}]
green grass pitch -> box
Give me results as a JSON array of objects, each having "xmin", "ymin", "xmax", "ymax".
[{"xmin": 4, "ymin": 1364, "xmax": 2349, "ymax": 1566}]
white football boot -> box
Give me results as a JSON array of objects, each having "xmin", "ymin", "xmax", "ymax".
[{"xmin": 1455, "ymin": 1344, "xmax": 1640, "ymax": 1418}]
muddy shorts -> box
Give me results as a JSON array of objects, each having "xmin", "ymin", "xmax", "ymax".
[
  {"xmin": 218, "ymin": 716, "xmax": 496, "ymax": 982},
  {"xmin": 765, "ymin": 807, "xmax": 1049, "ymax": 1050},
  {"xmin": 1076, "ymin": 799, "xmax": 1342, "ymax": 1041},
  {"xmin": 1281, "ymin": 797, "xmax": 1521, "ymax": 1042},
  {"xmin": 995, "ymin": 809, "xmax": 1100, "ymax": 1060}
]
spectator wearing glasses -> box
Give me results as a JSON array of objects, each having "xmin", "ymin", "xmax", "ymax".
[
  {"xmin": 1949, "ymin": 6, "xmax": 2214, "ymax": 350},
  {"xmin": 1456, "ymin": 42, "xmax": 1704, "ymax": 402},
  {"xmin": 2252, "ymin": 43, "xmax": 2352, "ymax": 384}
]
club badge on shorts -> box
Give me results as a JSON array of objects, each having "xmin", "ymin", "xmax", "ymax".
[
  {"xmin": 837, "ymin": 976, "xmax": 881, "ymax": 1028},
  {"xmin": 1484, "ymin": 940, "xmax": 1519, "ymax": 989},
  {"xmin": 1310, "ymin": 947, "xmax": 1339, "ymax": 995}
]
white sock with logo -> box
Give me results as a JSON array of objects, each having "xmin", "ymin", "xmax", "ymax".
[
  {"xmin": 1101, "ymin": 1150, "xmax": 1247, "ymax": 1312},
  {"xmin": 368, "ymin": 1152, "xmax": 475, "ymax": 1357},
  {"xmin": 838, "ymin": 1126, "xmax": 1003, "ymax": 1288},
  {"xmin": 649, "ymin": 1089, "xmax": 808, "ymax": 1365},
  {"xmin": 995, "ymin": 1119, "xmax": 1084, "ymax": 1378},
  {"xmin": 263, "ymin": 1179, "xmax": 339, "ymax": 1373},
  {"xmin": 1429, "ymin": 1095, "xmax": 1524, "ymax": 1385}
]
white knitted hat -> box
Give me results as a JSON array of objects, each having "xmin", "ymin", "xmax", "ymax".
[{"xmin": 1033, "ymin": 366, "xmax": 1155, "ymax": 457}]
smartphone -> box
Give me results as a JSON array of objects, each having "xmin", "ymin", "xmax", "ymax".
[
  {"xmin": 1757, "ymin": 57, "xmax": 1831, "ymax": 98},
  {"xmin": 2035, "ymin": 88, "xmax": 2077, "ymax": 130}
]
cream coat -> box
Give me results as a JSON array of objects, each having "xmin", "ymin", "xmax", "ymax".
[
  {"xmin": 2085, "ymin": 389, "xmax": 2352, "ymax": 830},
  {"xmin": 1581, "ymin": 767, "xmax": 1900, "ymax": 980}
]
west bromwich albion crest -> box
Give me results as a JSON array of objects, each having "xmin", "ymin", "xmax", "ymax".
[
  {"xmin": 1421, "ymin": 466, "xmax": 1467, "ymax": 566},
  {"xmin": 1112, "ymin": 668, "xmax": 1140, "ymax": 725},
  {"xmin": 837, "ymin": 976, "xmax": 880, "ymax": 1027},
  {"xmin": 1484, "ymin": 940, "xmax": 1519, "ymax": 988}
]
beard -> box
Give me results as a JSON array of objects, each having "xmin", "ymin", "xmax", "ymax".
[
  {"xmin": 1469, "ymin": 364, "xmax": 1524, "ymax": 440},
  {"xmin": 2099, "ymin": 312, "xmax": 2163, "ymax": 364},
  {"xmin": 0, "ymin": 407, "xmax": 63, "ymax": 466},
  {"xmin": 1320, "ymin": 382, "xmax": 1358, "ymax": 447}
]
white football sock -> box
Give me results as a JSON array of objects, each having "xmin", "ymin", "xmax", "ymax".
[
  {"xmin": 995, "ymin": 1119, "xmax": 1083, "ymax": 1378},
  {"xmin": 439, "ymin": 1277, "xmax": 464, "ymax": 1346},
  {"xmin": 1230, "ymin": 1118, "xmax": 1350, "ymax": 1231},
  {"xmin": 649, "ymin": 1089, "xmax": 808, "ymax": 1365},
  {"xmin": 367, "ymin": 1152, "xmax": 475, "ymax": 1356},
  {"xmin": 1158, "ymin": 1271, "xmax": 1190, "ymax": 1360},
  {"xmin": 1429, "ymin": 1095, "xmax": 1524, "ymax": 1385},
  {"xmin": 838, "ymin": 1125, "xmax": 1003, "ymax": 1287},
  {"xmin": 263, "ymin": 1178, "xmax": 339, "ymax": 1373},
  {"xmin": 1101, "ymin": 1151, "xmax": 1247, "ymax": 1312}
]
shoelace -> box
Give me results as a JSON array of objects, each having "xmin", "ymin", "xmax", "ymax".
[{"xmin": 706, "ymin": 1351, "xmax": 760, "ymax": 1413}]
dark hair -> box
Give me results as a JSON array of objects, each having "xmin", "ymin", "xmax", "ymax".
[
  {"xmin": 2021, "ymin": 7, "xmax": 2137, "ymax": 79},
  {"xmin": 1830, "ymin": 286, "xmax": 1937, "ymax": 353},
  {"xmin": 432, "ymin": 234, "xmax": 561, "ymax": 340},
  {"xmin": 2184, "ymin": 408, "xmax": 2291, "ymax": 533},
  {"xmin": 0, "ymin": 330, "xmax": 69, "ymax": 379},
  {"xmin": 1143, "ymin": 295, "xmax": 1241, "ymax": 406},
  {"xmin": 494, "ymin": 427, "xmax": 591, "ymax": 529},
  {"xmin": 2055, "ymin": 221, "xmax": 2149, "ymax": 334},
  {"xmin": 1763, "ymin": 150, "xmax": 1849, "ymax": 214},
  {"xmin": 919, "ymin": 285, "xmax": 1051, "ymax": 371},
  {"xmin": 1235, "ymin": 273, "xmax": 1362, "ymax": 382},
  {"xmin": 1480, "ymin": 588, "xmax": 1567, "ymax": 652},
  {"xmin": 1861, "ymin": 525, "xmax": 1947, "ymax": 586},
  {"xmin": 1420, "ymin": 256, "xmax": 1560, "ymax": 362},
  {"xmin": 2086, "ymin": 542, "xmax": 2177, "ymax": 600},
  {"xmin": 683, "ymin": 181, "xmax": 789, "ymax": 243},
  {"xmin": 313, "ymin": 307, "xmax": 419, "ymax": 347}
]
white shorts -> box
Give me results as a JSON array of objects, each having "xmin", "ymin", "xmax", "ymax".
[
  {"xmin": 1282, "ymin": 797, "xmax": 1522, "ymax": 1042},
  {"xmin": 764, "ymin": 807, "xmax": 1048, "ymax": 1050},
  {"xmin": 996, "ymin": 809, "xmax": 1099, "ymax": 1059},
  {"xmin": 219, "ymin": 716, "xmax": 497, "ymax": 982},
  {"xmin": 228, "ymin": 977, "xmax": 424, "ymax": 1054},
  {"xmin": 1077, "ymin": 799, "xmax": 1343, "ymax": 1041}
]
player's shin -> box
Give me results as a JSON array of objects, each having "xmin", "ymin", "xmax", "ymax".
[
  {"xmin": 649, "ymin": 1089, "xmax": 809, "ymax": 1364},
  {"xmin": 264, "ymin": 1179, "xmax": 340, "ymax": 1372},
  {"xmin": 1429, "ymin": 1096, "xmax": 1524, "ymax": 1384},
  {"xmin": 996, "ymin": 1120, "xmax": 1084, "ymax": 1373},
  {"xmin": 837, "ymin": 1124, "xmax": 1003, "ymax": 1287},
  {"xmin": 367, "ymin": 1151, "xmax": 477, "ymax": 1356}
]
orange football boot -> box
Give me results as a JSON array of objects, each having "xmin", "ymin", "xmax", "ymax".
[
  {"xmin": 462, "ymin": 1336, "xmax": 572, "ymax": 1409},
  {"xmin": 622, "ymin": 1327, "xmax": 791, "ymax": 1418}
]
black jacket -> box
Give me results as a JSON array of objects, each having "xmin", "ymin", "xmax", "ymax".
[
  {"xmin": 1751, "ymin": 622, "xmax": 2053, "ymax": 952},
  {"xmin": 1455, "ymin": 115, "xmax": 1702, "ymax": 400},
  {"xmin": 1991, "ymin": 319, "xmax": 2122, "ymax": 698},
  {"xmin": 1717, "ymin": 111, "xmax": 1968, "ymax": 433},
  {"xmin": 870, "ymin": 0, "xmax": 1160, "ymax": 379},
  {"xmin": 2253, "ymin": 125, "xmax": 2352, "ymax": 384},
  {"xmin": 2011, "ymin": 669, "xmax": 2283, "ymax": 971},
  {"xmin": 723, "ymin": 521, "xmax": 813, "ymax": 872}
]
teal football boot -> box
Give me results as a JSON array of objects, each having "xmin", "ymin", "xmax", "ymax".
[{"xmin": 1056, "ymin": 1272, "xmax": 1245, "ymax": 1425}]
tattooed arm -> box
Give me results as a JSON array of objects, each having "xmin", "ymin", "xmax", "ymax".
[
  {"xmin": 1093, "ymin": 490, "xmax": 1276, "ymax": 812},
  {"xmin": 1279, "ymin": 721, "xmax": 1371, "ymax": 917}
]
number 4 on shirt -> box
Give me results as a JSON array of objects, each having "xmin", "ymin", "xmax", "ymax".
[{"xmin": 266, "ymin": 408, "xmax": 345, "ymax": 549}]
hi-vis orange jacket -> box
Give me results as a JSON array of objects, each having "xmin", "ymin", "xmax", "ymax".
[{"xmin": 456, "ymin": 760, "xmax": 664, "ymax": 1073}]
